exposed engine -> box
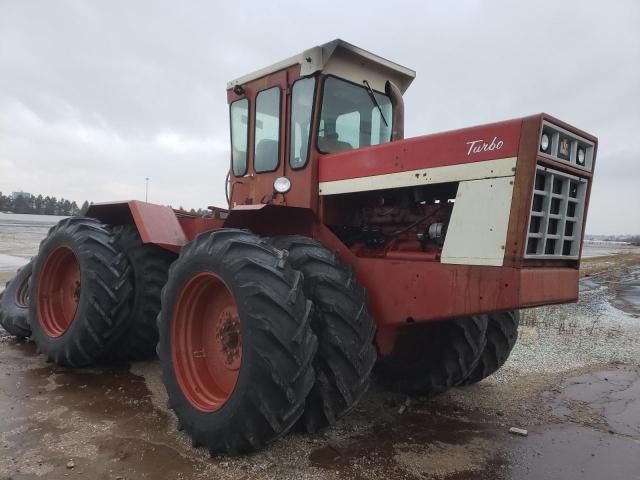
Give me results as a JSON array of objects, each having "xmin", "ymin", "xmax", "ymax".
[{"xmin": 328, "ymin": 182, "xmax": 456, "ymax": 260}]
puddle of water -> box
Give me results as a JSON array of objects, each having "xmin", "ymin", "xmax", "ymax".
[
  {"xmin": 547, "ymin": 364, "xmax": 640, "ymax": 437},
  {"xmin": 509, "ymin": 424, "xmax": 640, "ymax": 480},
  {"xmin": 612, "ymin": 266, "xmax": 640, "ymax": 315},
  {"xmin": 579, "ymin": 276, "xmax": 606, "ymax": 294},
  {"xmin": 307, "ymin": 366, "xmax": 640, "ymax": 480}
]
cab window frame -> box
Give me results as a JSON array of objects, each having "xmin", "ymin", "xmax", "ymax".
[
  {"xmin": 254, "ymin": 86, "xmax": 282, "ymax": 174},
  {"xmin": 288, "ymin": 75, "xmax": 318, "ymax": 170},
  {"xmin": 229, "ymin": 97, "xmax": 250, "ymax": 177},
  {"xmin": 316, "ymin": 74, "xmax": 393, "ymax": 154}
]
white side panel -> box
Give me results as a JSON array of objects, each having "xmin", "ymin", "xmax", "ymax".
[
  {"xmin": 441, "ymin": 176, "xmax": 515, "ymax": 266},
  {"xmin": 319, "ymin": 157, "xmax": 517, "ymax": 196}
]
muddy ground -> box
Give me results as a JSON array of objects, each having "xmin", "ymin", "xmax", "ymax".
[{"xmin": 1, "ymin": 214, "xmax": 639, "ymax": 479}]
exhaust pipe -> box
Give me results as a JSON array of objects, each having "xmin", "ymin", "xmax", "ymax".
[{"xmin": 385, "ymin": 80, "xmax": 404, "ymax": 141}]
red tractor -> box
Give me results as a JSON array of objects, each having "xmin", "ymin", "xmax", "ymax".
[{"xmin": 0, "ymin": 39, "xmax": 597, "ymax": 454}]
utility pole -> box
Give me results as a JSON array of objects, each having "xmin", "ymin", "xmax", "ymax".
[{"xmin": 145, "ymin": 177, "xmax": 150, "ymax": 202}]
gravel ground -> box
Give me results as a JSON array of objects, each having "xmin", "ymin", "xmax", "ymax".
[{"xmin": 492, "ymin": 276, "xmax": 640, "ymax": 381}]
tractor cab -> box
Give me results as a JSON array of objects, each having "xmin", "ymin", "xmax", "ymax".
[{"xmin": 225, "ymin": 39, "xmax": 415, "ymax": 210}]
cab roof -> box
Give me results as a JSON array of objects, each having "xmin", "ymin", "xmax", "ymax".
[{"xmin": 226, "ymin": 39, "xmax": 416, "ymax": 94}]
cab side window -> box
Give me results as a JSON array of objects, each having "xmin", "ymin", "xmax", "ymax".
[
  {"xmin": 289, "ymin": 77, "xmax": 316, "ymax": 169},
  {"xmin": 254, "ymin": 87, "xmax": 281, "ymax": 173},
  {"xmin": 230, "ymin": 98, "xmax": 249, "ymax": 176}
]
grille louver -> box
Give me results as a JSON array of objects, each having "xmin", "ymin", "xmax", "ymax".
[{"xmin": 525, "ymin": 166, "xmax": 588, "ymax": 259}]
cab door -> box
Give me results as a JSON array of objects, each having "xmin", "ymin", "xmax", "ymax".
[{"xmin": 228, "ymin": 68, "xmax": 292, "ymax": 207}]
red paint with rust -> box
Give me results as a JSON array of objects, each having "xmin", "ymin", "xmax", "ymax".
[
  {"xmin": 519, "ymin": 268, "xmax": 579, "ymax": 306},
  {"xmin": 87, "ymin": 201, "xmax": 224, "ymax": 253},
  {"xmin": 177, "ymin": 216, "xmax": 225, "ymax": 243},
  {"xmin": 128, "ymin": 201, "xmax": 188, "ymax": 250}
]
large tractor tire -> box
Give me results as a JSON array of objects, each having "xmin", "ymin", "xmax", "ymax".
[
  {"xmin": 108, "ymin": 225, "xmax": 175, "ymax": 360},
  {"xmin": 462, "ymin": 310, "xmax": 519, "ymax": 385},
  {"xmin": 29, "ymin": 218, "xmax": 133, "ymax": 367},
  {"xmin": 376, "ymin": 316, "xmax": 488, "ymax": 395},
  {"xmin": 269, "ymin": 235, "xmax": 376, "ymax": 433},
  {"xmin": 0, "ymin": 260, "xmax": 33, "ymax": 338},
  {"xmin": 158, "ymin": 229, "xmax": 317, "ymax": 455}
]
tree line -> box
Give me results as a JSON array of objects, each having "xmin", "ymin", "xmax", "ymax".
[
  {"xmin": 0, "ymin": 192, "xmax": 211, "ymax": 217},
  {"xmin": 0, "ymin": 192, "xmax": 91, "ymax": 216}
]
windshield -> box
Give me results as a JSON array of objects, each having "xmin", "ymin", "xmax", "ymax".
[{"xmin": 318, "ymin": 76, "xmax": 393, "ymax": 153}]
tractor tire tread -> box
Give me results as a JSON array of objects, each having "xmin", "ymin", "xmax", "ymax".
[
  {"xmin": 158, "ymin": 229, "xmax": 317, "ymax": 455},
  {"xmin": 29, "ymin": 217, "xmax": 133, "ymax": 368},
  {"xmin": 376, "ymin": 315, "xmax": 488, "ymax": 395},
  {"xmin": 269, "ymin": 235, "xmax": 377, "ymax": 433},
  {"xmin": 0, "ymin": 260, "xmax": 33, "ymax": 338},
  {"xmin": 109, "ymin": 225, "xmax": 175, "ymax": 360},
  {"xmin": 462, "ymin": 310, "xmax": 519, "ymax": 385}
]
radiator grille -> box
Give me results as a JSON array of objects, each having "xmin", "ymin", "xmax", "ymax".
[{"xmin": 525, "ymin": 166, "xmax": 588, "ymax": 259}]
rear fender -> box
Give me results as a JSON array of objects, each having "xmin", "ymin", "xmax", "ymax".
[{"xmin": 87, "ymin": 201, "xmax": 190, "ymax": 253}]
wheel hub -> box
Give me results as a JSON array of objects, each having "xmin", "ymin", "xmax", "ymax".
[{"xmin": 216, "ymin": 307, "xmax": 242, "ymax": 368}]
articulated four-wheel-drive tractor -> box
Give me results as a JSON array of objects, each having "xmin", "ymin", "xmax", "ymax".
[{"xmin": 0, "ymin": 40, "xmax": 597, "ymax": 454}]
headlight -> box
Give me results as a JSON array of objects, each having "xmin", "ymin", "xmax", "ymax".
[
  {"xmin": 273, "ymin": 176, "xmax": 291, "ymax": 193},
  {"xmin": 576, "ymin": 147, "xmax": 586, "ymax": 165},
  {"xmin": 540, "ymin": 133, "xmax": 550, "ymax": 153}
]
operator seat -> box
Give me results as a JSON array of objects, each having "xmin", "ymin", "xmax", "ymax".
[
  {"xmin": 318, "ymin": 133, "xmax": 353, "ymax": 153},
  {"xmin": 255, "ymin": 139, "xmax": 278, "ymax": 170}
]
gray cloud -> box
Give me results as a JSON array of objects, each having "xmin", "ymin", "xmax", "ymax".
[{"xmin": 1, "ymin": 0, "xmax": 638, "ymax": 233}]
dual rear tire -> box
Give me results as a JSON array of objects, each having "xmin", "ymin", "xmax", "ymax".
[
  {"xmin": 28, "ymin": 218, "xmax": 133, "ymax": 367},
  {"xmin": 24, "ymin": 221, "xmax": 174, "ymax": 363}
]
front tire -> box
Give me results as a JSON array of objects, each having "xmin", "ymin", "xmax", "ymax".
[
  {"xmin": 376, "ymin": 316, "xmax": 488, "ymax": 395},
  {"xmin": 158, "ymin": 229, "xmax": 317, "ymax": 455},
  {"xmin": 269, "ymin": 235, "xmax": 376, "ymax": 433},
  {"xmin": 0, "ymin": 260, "xmax": 33, "ymax": 338},
  {"xmin": 29, "ymin": 218, "xmax": 133, "ymax": 367}
]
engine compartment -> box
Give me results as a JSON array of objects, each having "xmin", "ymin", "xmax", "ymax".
[{"xmin": 323, "ymin": 182, "xmax": 457, "ymax": 260}]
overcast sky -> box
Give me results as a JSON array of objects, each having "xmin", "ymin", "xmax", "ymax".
[{"xmin": 1, "ymin": 0, "xmax": 638, "ymax": 234}]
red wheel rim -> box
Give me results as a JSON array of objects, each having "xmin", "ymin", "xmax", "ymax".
[
  {"xmin": 37, "ymin": 246, "xmax": 81, "ymax": 337},
  {"xmin": 171, "ymin": 272, "xmax": 242, "ymax": 412}
]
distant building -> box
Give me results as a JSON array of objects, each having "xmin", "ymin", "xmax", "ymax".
[{"xmin": 11, "ymin": 191, "xmax": 32, "ymax": 200}]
